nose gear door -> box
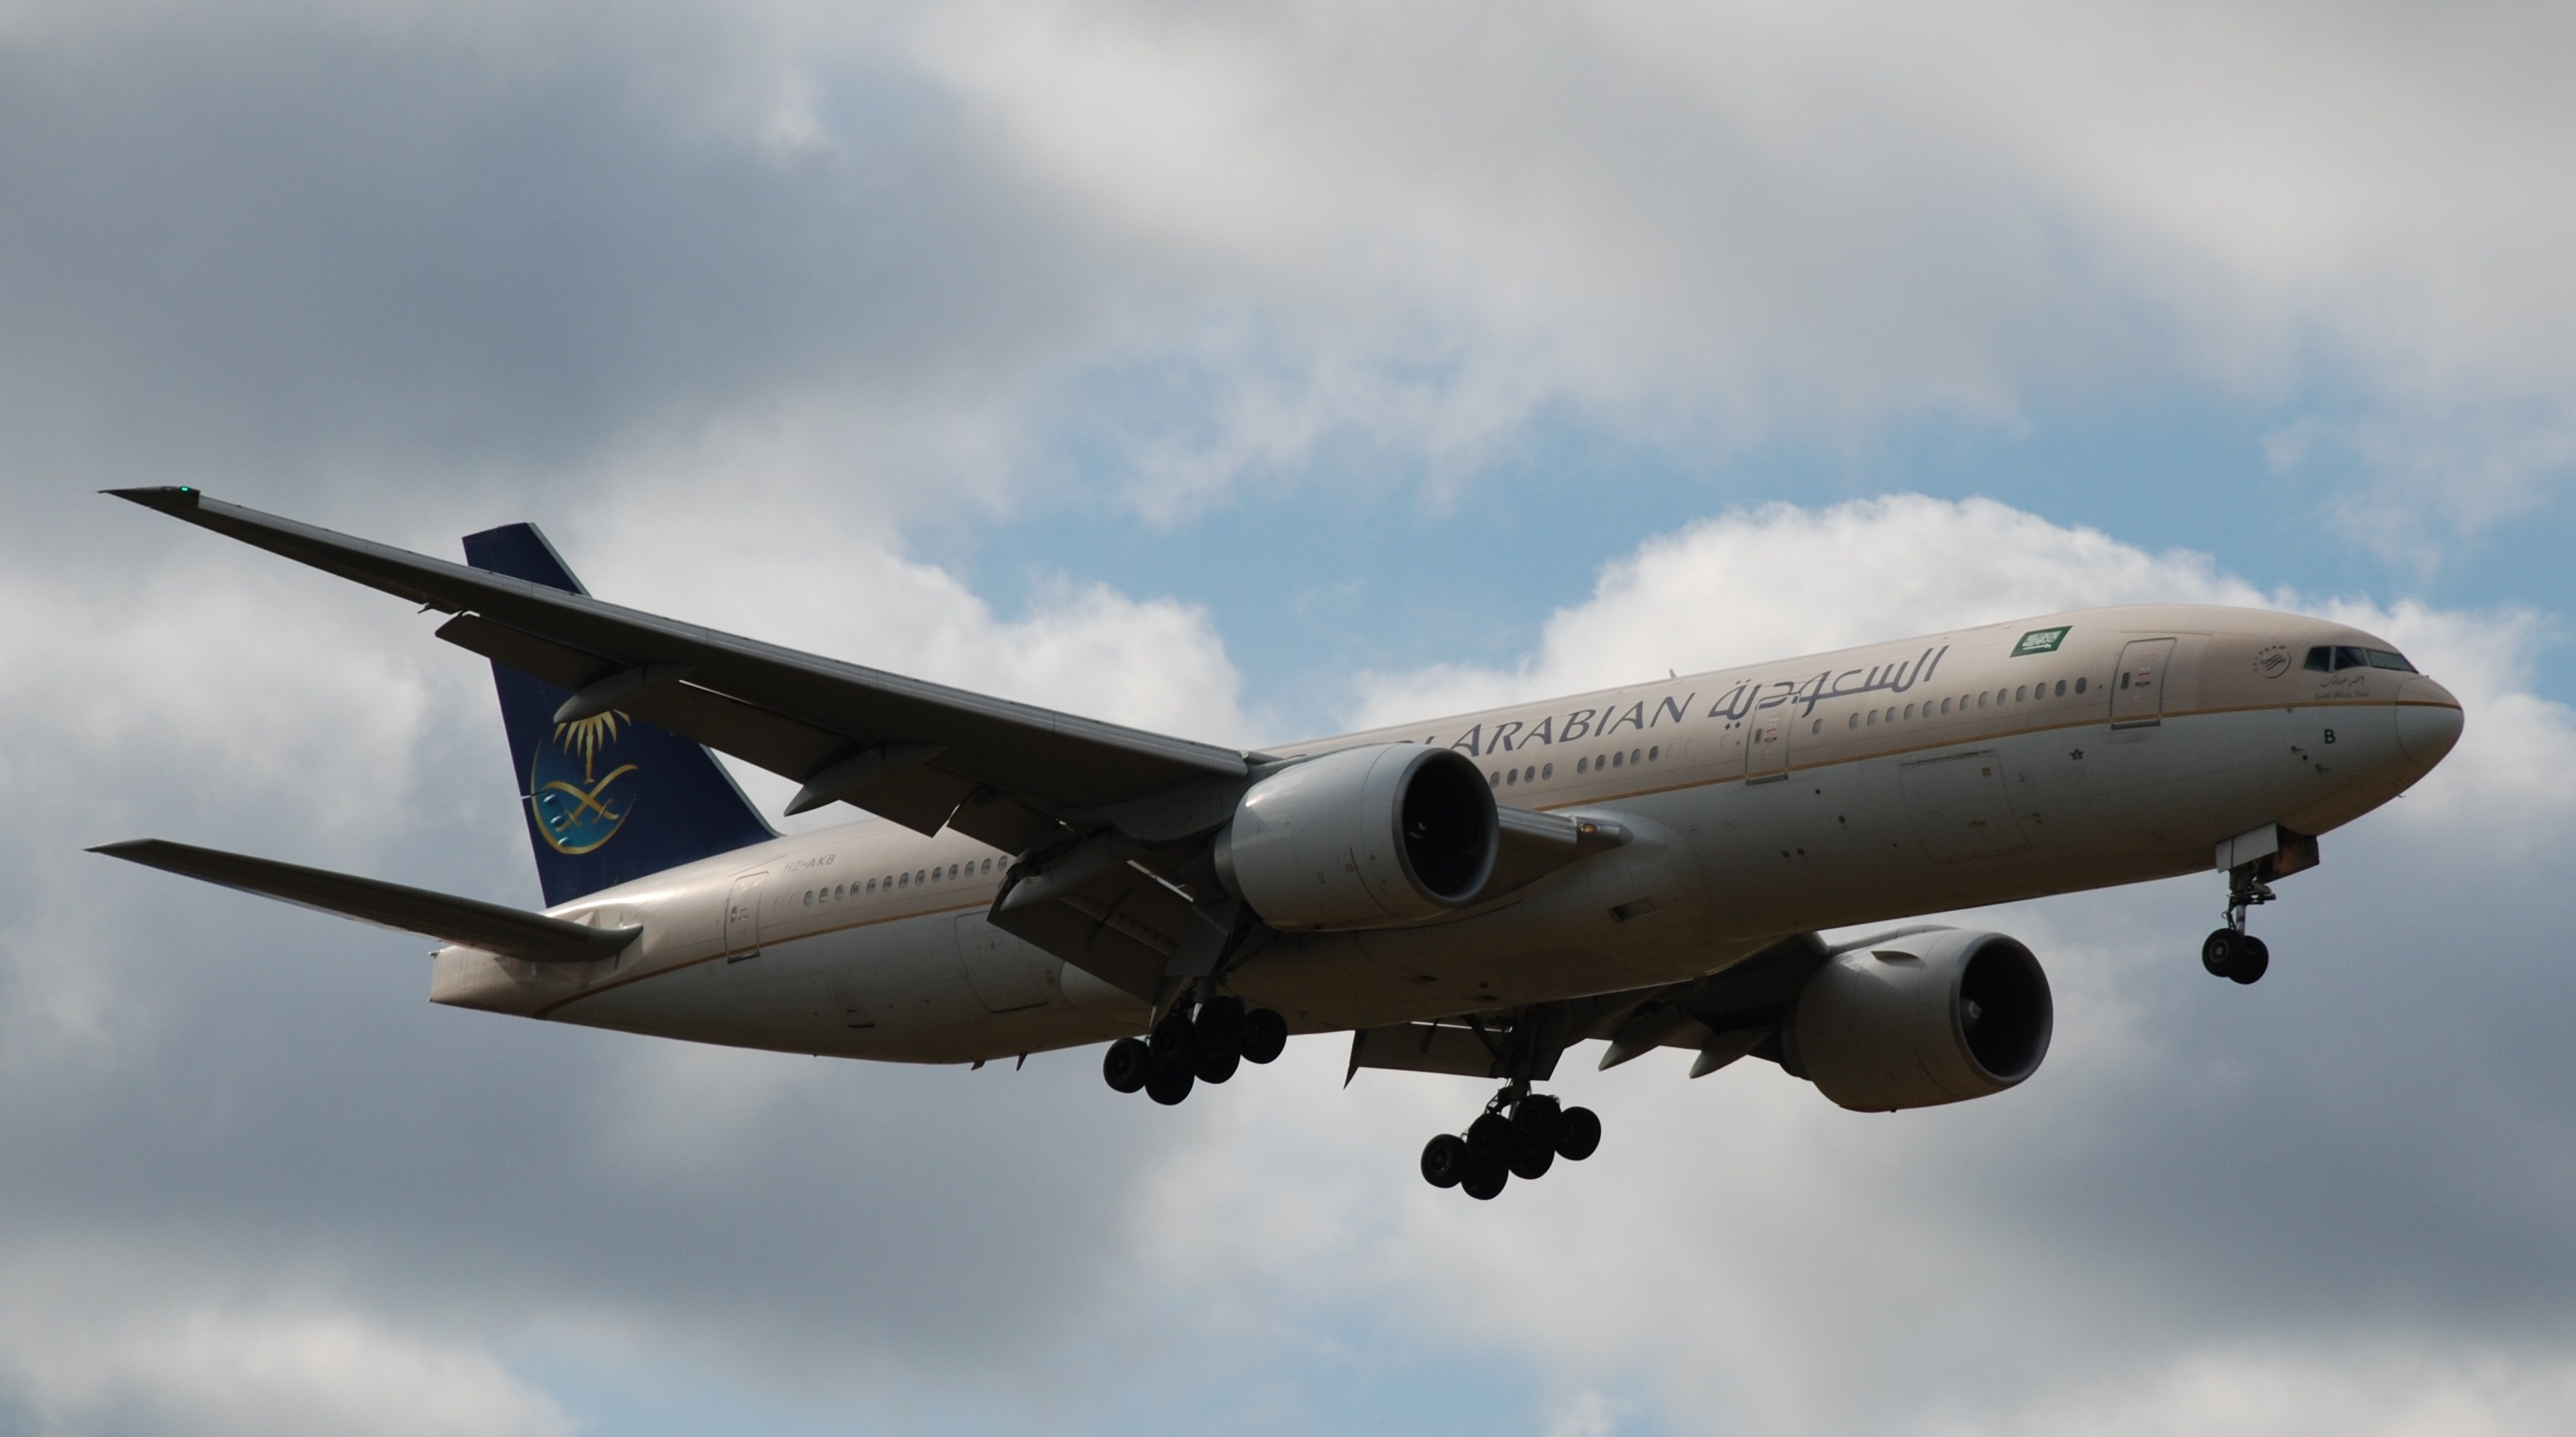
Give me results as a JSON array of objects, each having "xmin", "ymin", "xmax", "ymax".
[{"xmin": 2111, "ymin": 638, "xmax": 2177, "ymax": 728}]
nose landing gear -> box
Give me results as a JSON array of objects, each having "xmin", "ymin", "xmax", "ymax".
[
  {"xmin": 1419, "ymin": 1084, "xmax": 1601, "ymax": 1200},
  {"xmin": 2201, "ymin": 869, "xmax": 2275, "ymax": 985},
  {"xmin": 1101, "ymin": 995, "xmax": 1290, "ymax": 1103}
]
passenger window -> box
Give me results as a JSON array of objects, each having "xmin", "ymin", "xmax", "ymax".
[
  {"xmin": 803, "ymin": 890, "xmax": 814, "ymax": 906},
  {"xmin": 1505, "ymin": 770, "xmax": 1517, "ymax": 785},
  {"xmin": 1542, "ymin": 763, "xmax": 1554, "ymax": 779},
  {"xmin": 2076, "ymin": 677, "xmax": 2087, "ymax": 694},
  {"xmin": 1488, "ymin": 772, "xmax": 1499, "ymax": 787},
  {"xmin": 2334, "ymin": 646, "xmax": 2367, "ymax": 671},
  {"xmin": 2118, "ymin": 672, "xmax": 2130, "ymax": 689},
  {"xmin": 1904, "ymin": 703, "xmax": 1915, "ymax": 720},
  {"xmin": 1648, "ymin": 746, "xmax": 1658, "ymax": 760},
  {"xmin": 1810, "ymin": 720, "xmax": 1821, "ymax": 735},
  {"xmin": 835, "ymin": 883, "xmax": 845, "ymax": 899},
  {"xmin": 1847, "ymin": 714, "xmax": 1859, "ymax": 730},
  {"xmin": 1939, "ymin": 698, "xmax": 1952, "ymax": 715},
  {"xmin": 2055, "ymin": 680, "xmax": 2066, "ymax": 697},
  {"xmin": 1578, "ymin": 755, "xmax": 1589, "ymax": 771},
  {"xmin": 865, "ymin": 878, "xmax": 876, "ymax": 893},
  {"xmin": 2367, "ymin": 649, "xmax": 2416, "ymax": 672},
  {"xmin": 1612, "ymin": 752, "xmax": 1623, "ymax": 768},
  {"xmin": 2015, "ymin": 685, "xmax": 2027, "ymax": 701},
  {"xmin": 2304, "ymin": 646, "xmax": 2333, "ymax": 672},
  {"xmin": 899, "ymin": 873, "xmax": 908, "ymax": 888},
  {"xmin": 1866, "ymin": 711, "xmax": 1878, "ymax": 726},
  {"xmin": 1631, "ymin": 749, "xmax": 1642, "ymax": 765}
]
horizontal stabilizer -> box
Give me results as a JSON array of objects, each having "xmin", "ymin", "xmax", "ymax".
[{"xmin": 90, "ymin": 839, "xmax": 638, "ymax": 964}]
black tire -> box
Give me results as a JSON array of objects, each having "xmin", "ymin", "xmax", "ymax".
[
  {"xmin": 1555, "ymin": 1105, "xmax": 1603, "ymax": 1162},
  {"xmin": 1145, "ymin": 1064, "xmax": 1195, "ymax": 1106},
  {"xmin": 1195, "ymin": 1047, "xmax": 1242, "ymax": 1085},
  {"xmin": 1512, "ymin": 1094, "xmax": 1563, "ymax": 1148},
  {"xmin": 1148, "ymin": 1011, "xmax": 1198, "ymax": 1065},
  {"xmin": 1421, "ymin": 1134, "xmax": 1470, "ymax": 1188},
  {"xmin": 1102, "ymin": 1036, "xmax": 1152, "ymax": 1095},
  {"xmin": 1460, "ymin": 1164, "xmax": 1508, "ymax": 1201},
  {"xmin": 1194, "ymin": 997, "xmax": 1246, "ymax": 1056},
  {"xmin": 1509, "ymin": 1144, "xmax": 1556, "ymax": 1181},
  {"xmin": 2202, "ymin": 929, "xmax": 2243, "ymax": 978},
  {"xmin": 1239, "ymin": 1008, "xmax": 1290, "ymax": 1065},
  {"xmin": 1466, "ymin": 1112, "xmax": 1515, "ymax": 1165},
  {"xmin": 2230, "ymin": 936, "xmax": 2270, "ymax": 986}
]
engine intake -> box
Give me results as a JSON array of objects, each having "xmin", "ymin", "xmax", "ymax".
[
  {"xmin": 1215, "ymin": 744, "xmax": 1498, "ymax": 931},
  {"xmin": 1788, "ymin": 929, "xmax": 2052, "ymax": 1112}
]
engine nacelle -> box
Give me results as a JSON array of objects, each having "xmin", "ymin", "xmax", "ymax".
[
  {"xmin": 1788, "ymin": 929, "xmax": 2052, "ymax": 1112},
  {"xmin": 1214, "ymin": 744, "xmax": 1498, "ymax": 931}
]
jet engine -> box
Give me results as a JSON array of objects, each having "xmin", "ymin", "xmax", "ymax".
[
  {"xmin": 1786, "ymin": 929, "xmax": 2052, "ymax": 1112},
  {"xmin": 1214, "ymin": 744, "xmax": 1498, "ymax": 931}
]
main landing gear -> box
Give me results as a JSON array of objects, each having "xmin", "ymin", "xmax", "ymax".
[
  {"xmin": 2201, "ymin": 869, "xmax": 2275, "ymax": 986},
  {"xmin": 1418, "ymin": 1084, "xmax": 1601, "ymax": 1201},
  {"xmin": 1101, "ymin": 996, "xmax": 1290, "ymax": 1105}
]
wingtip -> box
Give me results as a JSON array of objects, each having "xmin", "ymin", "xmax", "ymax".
[{"xmin": 101, "ymin": 486, "xmax": 204, "ymax": 514}]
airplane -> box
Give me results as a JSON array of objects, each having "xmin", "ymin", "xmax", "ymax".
[{"xmin": 92, "ymin": 487, "xmax": 2465, "ymax": 1201}]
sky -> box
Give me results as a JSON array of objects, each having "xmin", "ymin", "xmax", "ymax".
[{"xmin": 2, "ymin": 2, "xmax": 2574, "ymax": 1433}]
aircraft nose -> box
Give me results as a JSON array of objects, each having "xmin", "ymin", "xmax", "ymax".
[{"xmin": 2395, "ymin": 677, "xmax": 2465, "ymax": 766}]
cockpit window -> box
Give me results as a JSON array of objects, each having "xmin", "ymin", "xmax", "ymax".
[{"xmin": 2308, "ymin": 643, "xmax": 2416, "ymax": 673}]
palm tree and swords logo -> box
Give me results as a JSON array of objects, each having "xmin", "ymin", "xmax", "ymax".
[{"xmin": 529, "ymin": 710, "xmax": 638, "ymax": 854}]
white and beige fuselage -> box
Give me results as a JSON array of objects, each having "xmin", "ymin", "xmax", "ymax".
[{"xmin": 430, "ymin": 604, "xmax": 2462, "ymax": 1064}]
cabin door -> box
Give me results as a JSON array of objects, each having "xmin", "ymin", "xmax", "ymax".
[
  {"xmin": 1744, "ymin": 707, "xmax": 1790, "ymax": 784},
  {"xmin": 2111, "ymin": 638, "xmax": 2178, "ymax": 728},
  {"xmin": 723, "ymin": 873, "xmax": 766, "ymax": 959}
]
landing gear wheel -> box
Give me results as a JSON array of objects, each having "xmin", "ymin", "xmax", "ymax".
[
  {"xmin": 1466, "ymin": 1112, "xmax": 1515, "ymax": 1167},
  {"xmin": 1460, "ymin": 1164, "xmax": 1508, "ymax": 1201},
  {"xmin": 1102, "ymin": 1037, "xmax": 1151, "ymax": 1095},
  {"xmin": 1554, "ymin": 1106, "xmax": 1602, "ymax": 1162},
  {"xmin": 1239, "ymin": 1008, "xmax": 1289, "ymax": 1065},
  {"xmin": 1194, "ymin": 997, "xmax": 1246, "ymax": 1055},
  {"xmin": 1148, "ymin": 1011, "xmax": 1198, "ymax": 1065},
  {"xmin": 2202, "ymin": 928, "xmax": 2244, "ymax": 977},
  {"xmin": 2230, "ymin": 935, "xmax": 2270, "ymax": 986},
  {"xmin": 1509, "ymin": 1144, "xmax": 1556, "ymax": 1181},
  {"xmin": 1511, "ymin": 1094, "xmax": 1563, "ymax": 1149},
  {"xmin": 1144, "ymin": 1064, "xmax": 1195, "ymax": 1106},
  {"xmin": 1194, "ymin": 1047, "xmax": 1242, "ymax": 1085},
  {"xmin": 1421, "ymin": 1134, "xmax": 1470, "ymax": 1188}
]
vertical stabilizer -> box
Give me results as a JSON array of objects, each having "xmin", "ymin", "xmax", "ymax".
[{"xmin": 464, "ymin": 524, "xmax": 774, "ymax": 905}]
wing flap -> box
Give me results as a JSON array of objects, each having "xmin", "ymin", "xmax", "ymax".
[{"xmin": 91, "ymin": 839, "xmax": 636, "ymax": 964}]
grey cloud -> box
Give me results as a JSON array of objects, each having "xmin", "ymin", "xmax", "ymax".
[{"xmin": 0, "ymin": 2, "xmax": 1134, "ymax": 510}]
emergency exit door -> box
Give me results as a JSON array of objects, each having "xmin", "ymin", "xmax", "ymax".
[{"xmin": 2111, "ymin": 638, "xmax": 2177, "ymax": 727}]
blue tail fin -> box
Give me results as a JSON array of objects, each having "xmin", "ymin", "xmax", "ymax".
[{"xmin": 463, "ymin": 523, "xmax": 775, "ymax": 906}]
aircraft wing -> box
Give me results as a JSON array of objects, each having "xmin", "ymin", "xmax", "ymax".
[
  {"xmin": 91, "ymin": 839, "xmax": 638, "ymax": 964},
  {"xmin": 108, "ymin": 488, "xmax": 1251, "ymax": 852}
]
